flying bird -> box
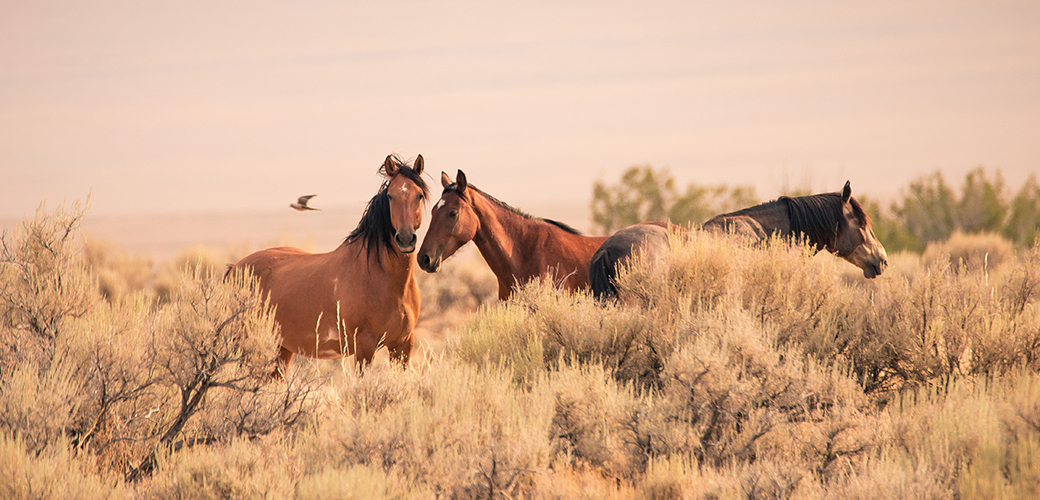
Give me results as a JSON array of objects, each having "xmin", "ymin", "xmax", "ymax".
[{"xmin": 290, "ymin": 194, "xmax": 319, "ymax": 211}]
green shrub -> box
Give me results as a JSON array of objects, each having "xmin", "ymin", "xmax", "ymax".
[
  {"xmin": 880, "ymin": 167, "xmax": 1039, "ymax": 252},
  {"xmin": 591, "ymin": 165, "xmax": 758, "ymax": 234}
]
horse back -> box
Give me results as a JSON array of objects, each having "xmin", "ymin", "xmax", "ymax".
[
  {"xmin": 553, "ymin": 232, "xmax": 610, "ymax": 291},
  {"xmin": 590, "ymin": 223, "xmax": 670, "ymax": 301},
  {"xmin": 701, "ymin": 215, "xmax": 769, "ymax": 241},
  {"xmin": 230, "ymin": 246, "xmax": 315, "ymax": 290}
]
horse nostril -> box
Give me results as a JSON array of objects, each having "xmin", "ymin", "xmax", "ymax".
[{"xmin": 419, "ymin": 254, "xmax": 429, "ymax": 269}]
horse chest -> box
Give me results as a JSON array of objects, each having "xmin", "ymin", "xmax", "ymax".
[{"xmin": 332, "ymin": 280, "xmax": 418, "ymax": 333}]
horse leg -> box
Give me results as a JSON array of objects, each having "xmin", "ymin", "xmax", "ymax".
[
  {"xmin": 352, "ymin": 335, "xmax": 378, "ymax": 373},
  {"xmin": 270, "ymin": 346, "xmax": 294, "ymax": 380},
  {"xmin": 388, "ymin": 337, "xmax": 414, "ymax": 367}
]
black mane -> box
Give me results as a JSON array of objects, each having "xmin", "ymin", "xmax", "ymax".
[
  {"xmin": 346, "ymin": 156, "xmax": 429, "ymax": 256},
  {"xmin": 780, "ymin": 192, "xmax": 868, "ymax": 251},
  {"xmin": 443, "ymin": 183, "xmax": 582, "ymax": 235}
]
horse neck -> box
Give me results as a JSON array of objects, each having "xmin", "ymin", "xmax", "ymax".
[
  {"xmin": 781, "ymin": 196, "xmax": 842, "ymax": 253},
  {"xmin": 732, "ymin": 200, "xmax": 792, "ymax": 236},
  {"xmin": 468, "ymin": 190, "xmax": 603, "ymax": 297},
  {"xmin": 468, "ymin": 191, "xmax": 536, "ymax": 280}
]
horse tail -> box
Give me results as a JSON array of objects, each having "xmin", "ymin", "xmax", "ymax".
[
  {"xmin": 222, "ymin": 263, "xmax": 236, "ymax": 282},
  {"xmin": 589, "ymin": 247, "xmax": 620, "ymax": 302}
]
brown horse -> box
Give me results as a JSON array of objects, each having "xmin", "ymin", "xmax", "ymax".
[
  {"xmin": 228, "ymin": 155, "xmax": 428, "ymax": 374},
  {"xmin": 701, "ymin": 181, "xmax": 888, "ymax": 278},
  {"xmin": 417, "ymin": 170, "xmax": 609, "ymax": 300}
]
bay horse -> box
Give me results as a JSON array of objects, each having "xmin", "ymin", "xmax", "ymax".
[
  {"xmin": 416, "ymin": 170, "xmax": 609, "ymax": 300},
  {"xmin": 228, "ymin": 155, "xmax": 428, "ymax": 375},
  {"xmin": 701, "ymin": 181, "xmax": 888, "ymax": 278}
]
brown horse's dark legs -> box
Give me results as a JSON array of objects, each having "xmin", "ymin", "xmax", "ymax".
[{"xmin": 270, "ymin": 346, "xmax": 294, "ymax": 380}]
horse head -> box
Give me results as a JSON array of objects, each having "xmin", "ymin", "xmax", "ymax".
[
  {"xmin": 383, "ymin": 154, "xmax": 426, "ymax": 254},
  {"xmin": 834, "ymin": 181, "xmax": 888, "ymax": 278},
  {"xmin": 417, "ymin": 170, "xmax": 479, "ymax": 272}
]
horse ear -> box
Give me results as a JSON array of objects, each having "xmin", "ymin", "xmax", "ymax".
[
  {"xmin": 841, "ymin": 181, "xmax": 852, "ymax": 203},
  {"xmin": 440, "ymin": 171, "xmax": 452, "ymax": 188},
  {"xmin": 413, "ymin": 154, "xmax": 424, "ymax": 175},
  {"xmin": 383, "ymin": 155, "xmax": 398, "ymax": 177},
  {"xmin": 456, "ymin": 170, "xmax": 468, "ymax": 193}
]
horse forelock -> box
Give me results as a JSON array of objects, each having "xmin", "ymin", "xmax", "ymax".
[
  {"xmin": 444, "ymin": 183, "xmax": 582, "ymax": 235},
  {"xmin": 441, "ymin": 183, "xmax": 463, "ymax": 198},
  {"xmin": 383, "ymin": 156, "xmax": 430, "ymax": 200}
]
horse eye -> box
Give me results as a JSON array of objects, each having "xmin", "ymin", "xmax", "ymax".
[{"xmin": 449, "ymin": 210, "xmax": 459, "ymax": 219}]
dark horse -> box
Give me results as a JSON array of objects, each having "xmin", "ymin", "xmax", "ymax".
[
  {"xmin": 702, "ymin": 181, "xmax": 887, "ymax": 277},
  {"xmin": 228, "ymin": 155, "xmax": 428, "ymax": 375},
  {"xmin": 417, "ymin": 170, "xmax": 609, "ymax": 300},
  {"xmin": 589, "ymin": 181, "xmax": 888, "ymax": 301},
  {"xmin": 589, "ymin": 222, "xmax": 672, "ymax": 301}
]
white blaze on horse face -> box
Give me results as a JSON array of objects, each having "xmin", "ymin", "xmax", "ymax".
[{"xmin": 434, "ymin": 197, "xmax": 446, "ymax": 211}]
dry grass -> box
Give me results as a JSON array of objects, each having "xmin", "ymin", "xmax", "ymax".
[
  {"xmin": 5, "ymin": 203, "xmax": 1040, "ymax": 498},
  {"xmin": 923, "ymin": 230, "xmax": 1016, "ymax": 274}
]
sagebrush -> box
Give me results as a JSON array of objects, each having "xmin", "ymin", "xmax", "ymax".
[{"xmin": 4, "ymin": 203, "xmax": 1040, "ymax": 498}]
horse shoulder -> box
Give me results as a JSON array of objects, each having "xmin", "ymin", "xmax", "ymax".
[
  {"xmin": 398, "ymin": 279, "xmax": 421, "ymax": 329},
  {"xmin": 546, "ymin": 225, "xmax": 605, "ymax": 260},
  {"xmin": 548, "ymin": 230, "xmax": 603, "ymax": 287}
]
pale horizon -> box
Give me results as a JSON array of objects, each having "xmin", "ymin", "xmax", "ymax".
[{"xmin": 3, "ymin": 1, "xmax": 1039, "ymax": 226}]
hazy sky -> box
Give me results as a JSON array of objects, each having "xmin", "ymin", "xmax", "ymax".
[{"xmin": 2, "ymin": 0, "xmax": 1038, "ymax": 220}]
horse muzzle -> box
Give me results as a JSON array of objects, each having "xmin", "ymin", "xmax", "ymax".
[
  {"xmin": 395, "ymin": 232, "xmax": 417, "ymax": 254},
  {"xmin": 417, "ymin": 252, "xmax": 441, "ymax": 273},
  {"xmin": 862, "ymin": 257, "xmax": 888, "ymax": 279}
]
